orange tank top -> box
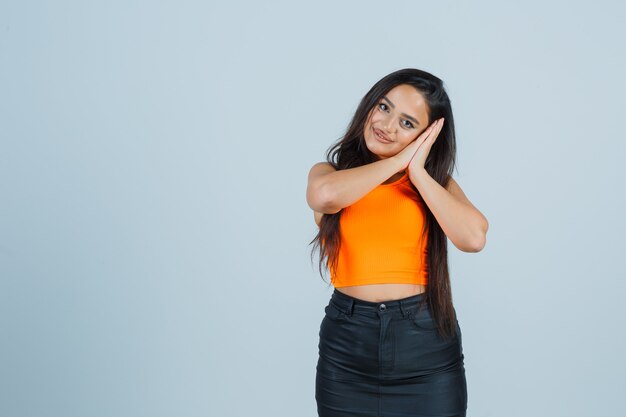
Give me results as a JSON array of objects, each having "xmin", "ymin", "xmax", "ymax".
[{"xmin": 329, "ymin": 170, "xmax": 429, "ymax": 287}]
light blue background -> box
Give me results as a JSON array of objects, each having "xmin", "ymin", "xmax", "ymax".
[{"xmin": 1, "ymin": 1, "xmax": 625, "ymax": 416}]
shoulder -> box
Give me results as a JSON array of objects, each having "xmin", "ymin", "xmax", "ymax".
[
  {"xmin": 308, "ymin": 161, "xmax": 336, "ymax": 178},
  {"xmin": 444, "ymin": 175, "xmax": 457, "ymax": 191},
  {"xmin": 307, "ymin": 162, "xmax": 337, "ymax": 193},
  {"xmin": 445, "ymin": 176, "xmax": 473, "ymax": 206},
  {"xmin": 308, "ymin": 162, "xmax": 338, "ymax": 227}
]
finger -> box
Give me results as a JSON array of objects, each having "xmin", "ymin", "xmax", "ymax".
[
  {"xmin": 424, "ymin": 123, "xmax": 438, "ymax": 139},
  {"xmin": 420, "ymin": 123, "xmax": 436, "ymax": 138},
  {"xmin": 426, "ymin": 126, "xmax": 440, "ymax": 141},
  {"xmin": 429, "ymin": 120, "xmax": 444, "ymax": 140}
]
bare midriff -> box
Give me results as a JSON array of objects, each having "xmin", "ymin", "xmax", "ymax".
[{"xmin": 335, "ymin": 283, "xmax": 427, "ymax": 302}]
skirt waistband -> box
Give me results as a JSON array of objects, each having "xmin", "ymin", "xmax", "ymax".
[{"xmin": 331, "ymin": 288, "xmax": 428, "ymax": 317}]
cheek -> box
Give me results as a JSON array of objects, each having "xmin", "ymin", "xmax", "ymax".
[
  {"xmin": 364, "ymin": 121, "xmax": 373, "ymax": 137},
  {"xmin": 368, "ymin": 110, "xmax": 384, "ymax": 124},
  {"xmin": 399, "ymin": 133, "xmax": 418, "ymax": 146}
]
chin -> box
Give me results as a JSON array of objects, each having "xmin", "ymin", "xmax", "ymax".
[
  {"xmin": 369, "ymin": 148, "xmax": 389, "ymax": 160},
  {"xmin": 365, "ymin": 141, "xmax": 390, "ymax": 160}
]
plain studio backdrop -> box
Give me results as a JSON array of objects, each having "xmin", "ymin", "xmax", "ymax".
[{"xmin": 1, "ymin": 1, "xmax": 624, "ymax": 416}]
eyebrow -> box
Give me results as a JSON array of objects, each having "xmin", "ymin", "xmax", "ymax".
[{"xmin": 382, "ymin": 96, "xmax": 420, "ymax": 126}]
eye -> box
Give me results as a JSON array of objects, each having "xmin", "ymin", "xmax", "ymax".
[
  {"xmin": 378, "ymin": 102, "xmax": 389, "ymax": 112},
  {"xmin": 402, "ymin": 119, "xmax": 414, "ymax": 129}
]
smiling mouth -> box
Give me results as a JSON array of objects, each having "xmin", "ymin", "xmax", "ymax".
[{"xmin": 374, "ymin": 128, "xmax": 392, "ymax": 143}]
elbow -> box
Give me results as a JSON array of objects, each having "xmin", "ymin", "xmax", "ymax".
[
  {"xmin": 457, "ymin": 235, "xmax": 485, "ymax": 253},
  {"xmin": 456, "ymin": 218, "xmax": 488, "ymax": 253},
  {"xmin": 468, "ymin": 236, "xmax": 486, "ymax": 253},
  {"xmin": 468, "ymin": 218, "xmax": 489, "ymax": 252}
]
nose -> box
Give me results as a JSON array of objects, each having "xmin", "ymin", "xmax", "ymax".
[{"xmin": 382, "ymin": 114, "xmax": 397, "ymax": 132}]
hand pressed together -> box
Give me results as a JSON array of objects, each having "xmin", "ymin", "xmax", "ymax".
[{"xmin": 392, "ymin": 117, "xmax": 445, "ymax": 173}]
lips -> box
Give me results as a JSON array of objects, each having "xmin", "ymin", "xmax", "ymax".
[{"xmin": 373, "ymin": 128, "xmax": 392, "ymax": 143}]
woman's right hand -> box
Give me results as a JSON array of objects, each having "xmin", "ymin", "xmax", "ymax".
[{"xmin": 392, "ymin": 118, "xmax": 443, "ymax": 170}]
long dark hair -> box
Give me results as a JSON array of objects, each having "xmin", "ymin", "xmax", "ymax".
[{"xmin": 309, "ymin": 68, "xmax": 459, "ymax": 340}]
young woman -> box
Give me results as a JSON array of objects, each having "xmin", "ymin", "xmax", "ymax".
[{"xmin": 307, "ymin": 68, "xmax": 488, "ymax": 417}]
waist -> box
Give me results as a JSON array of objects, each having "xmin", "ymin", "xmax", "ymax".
[
  {"xmin": 330, "ymin": 286, "xmax": 427, "ymax": 316},
  {"xmin": 335, "ymin": 283, "xmax": 426, "ymax": 303}
]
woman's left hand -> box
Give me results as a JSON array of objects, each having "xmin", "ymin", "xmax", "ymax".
[{"xmin": 408, "ymin": 117, "xmax": 445, "ymax": 173}]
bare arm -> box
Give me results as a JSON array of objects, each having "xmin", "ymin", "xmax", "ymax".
[
  {"xmin": 306, "ymin": 156, "xmax": 405, "ymax": 214},
  {"xmin": 307, "ymin": 122, "xmax": 439, "ymax": 216},
  {"xmin": 410, "ymin": 168, "xmax": 489, "ymax": 252}
]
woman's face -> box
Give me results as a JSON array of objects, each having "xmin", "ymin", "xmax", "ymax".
[{"xmin": 363, "ymin": 84, "xmax": 431, "ymax": 160}]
